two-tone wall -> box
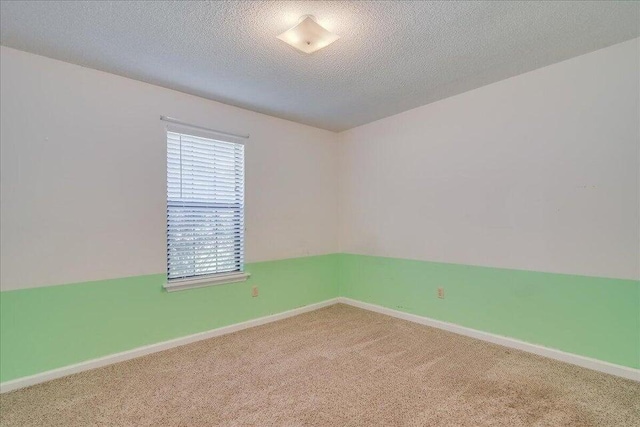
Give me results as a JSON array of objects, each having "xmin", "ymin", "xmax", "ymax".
[
  {"xmin": 0, "ymin": 46, "xmax": 340, "ymax": 382},
  {"xmin": 1, "ymin": 39, "xmax": 639, "ymax": 384},
  {"xmin": 338, "ymin": 39, "xmax": 640, "ymax": 369}
]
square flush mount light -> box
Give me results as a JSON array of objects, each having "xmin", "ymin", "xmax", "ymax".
[{"xmin": 277, "ymin": 15, "xmax": 340, "ymax": 54}]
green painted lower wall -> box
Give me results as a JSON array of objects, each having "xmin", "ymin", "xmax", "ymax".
[
  {"xmin": 338, "ymin": 254, "xmax": 640, "ymax": 369},
  {"xmin": 0, "ymin": 254, "xmax": 339, "ymax": 382},
  {"xmin": 2, "ymin": 253, "xmax": 638, "ymax": 383}
]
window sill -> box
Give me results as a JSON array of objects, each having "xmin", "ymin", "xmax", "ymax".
[{"xmin": 164, "ymin": 272, "xmax": 250, "ymax": 292}]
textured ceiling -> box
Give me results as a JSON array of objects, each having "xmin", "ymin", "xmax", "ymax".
[{"xmin": 1, "ymin": 1, "xmax": 639, "ymax": 132}]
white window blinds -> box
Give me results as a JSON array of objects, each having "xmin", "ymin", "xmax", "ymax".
[{"xmin": 166, "ymin": 129, "xmax": 245, "ymax": 282}]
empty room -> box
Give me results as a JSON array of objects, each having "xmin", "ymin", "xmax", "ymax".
[{"xmin": 0, "ymin": 1, "xmax": 638, "ymax": 426}]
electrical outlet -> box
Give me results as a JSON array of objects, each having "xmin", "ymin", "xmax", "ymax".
[
  {"xmin": 251, "ymin": 286, "xmax": 259, "ymax": 297},
  {"xmin": 437, "ymin": 287, "xmax": 445, "ymax": 299}
]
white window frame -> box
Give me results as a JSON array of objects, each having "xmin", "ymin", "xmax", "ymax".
[{"xmin": 162, "ymin": 119, "xmax": 249, "ymax": 292}]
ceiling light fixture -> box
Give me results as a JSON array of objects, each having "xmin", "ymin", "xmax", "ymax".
[{"xmin": 277, "ymin": 15, "xmax": 339, "ymax": 54}]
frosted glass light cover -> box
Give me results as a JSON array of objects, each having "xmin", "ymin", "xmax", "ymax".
[{"xmin": 277, "ymin": 16, "xmax": 340, "ymax": 54}]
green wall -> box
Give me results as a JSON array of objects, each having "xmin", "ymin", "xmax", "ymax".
[
  {"xmin": 0, "ymin": 254, "xmax": 339, "ymax": 382},
  {"xmin": 2, "ymin": 253, "xmax": 638, "ymax": 383},
  {"xmin": 338, "ymin": 254, "xmax": 640, "ymax": 369}
]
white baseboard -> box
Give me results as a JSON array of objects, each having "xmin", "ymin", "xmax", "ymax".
[
  {"xmin": 0, "ymin": 298, "xmax": 340, "ymax": 394},
  {"xmin": 337, "ymin": 297, "xmax": 640, "ymax": 382}
]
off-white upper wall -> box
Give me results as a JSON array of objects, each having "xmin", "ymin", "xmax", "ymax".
[
  {"xmin": 339, "ymin": 39, "xmax": 640, "ymax": 280},
  {"xmin": 0, "ymin": 46, "xmax": 339, "ymax": 291},
  {"xmin": 2, "ymin": 37, "xmax": 639, "ymax": 290}
]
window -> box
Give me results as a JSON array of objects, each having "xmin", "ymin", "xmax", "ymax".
[{"xmin": 164, "ymin": 126, "xmax": 247, "ymax": 291}]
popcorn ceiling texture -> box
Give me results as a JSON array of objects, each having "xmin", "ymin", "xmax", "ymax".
[
  {"xmin": 0, "ymin": 1, "xmax": 638, "ymax": 131},
  {"xmin": 1, "ymin": 305, "xmax": 639, "ymax": 426}
]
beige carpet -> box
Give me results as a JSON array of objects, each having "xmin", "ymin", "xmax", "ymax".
[{"xmin": 1, "ymin": 304, "xmax": 639, "ymax": 426}]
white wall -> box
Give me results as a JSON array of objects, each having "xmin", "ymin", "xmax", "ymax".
[
  {"xmin": 339, "ymin": 39, "xmax": 640, "ymax": 280},
  {"xmin": 0, "ymin": 46, "xmax": 340, "ymax": 291},
  {"xmin": 3, "ymin": 38, "xmax": 638, "ymax": 290}
]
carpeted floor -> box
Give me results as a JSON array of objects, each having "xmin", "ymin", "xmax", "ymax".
[{"xmin": 1, "ymin": 304, "xmax": 639, "ymax": 426}]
